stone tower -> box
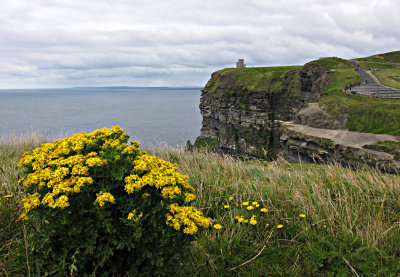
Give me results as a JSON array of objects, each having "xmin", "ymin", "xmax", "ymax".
[{"xmin": 236, "ymin": 59, "xmax": 246, "ymax": 68}]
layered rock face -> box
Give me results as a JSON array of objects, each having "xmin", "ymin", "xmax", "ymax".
[{"xmin": 195, "ymin": 64, "xmax": 331, "ymax": 159}]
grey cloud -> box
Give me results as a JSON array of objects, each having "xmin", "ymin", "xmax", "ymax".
[{"xmin": 0, "ymin": 0, "xmax": 399, "ymax": 88}]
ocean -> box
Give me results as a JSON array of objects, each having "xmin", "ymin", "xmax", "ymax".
[{"xmin": 0, "ymin": 87, "xmax": 202, "ymax": 147}]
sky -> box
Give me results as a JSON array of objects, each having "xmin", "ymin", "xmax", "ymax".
[{"xmin": 1, "ymin": 0, "xmax": 399, "ymax": 89}]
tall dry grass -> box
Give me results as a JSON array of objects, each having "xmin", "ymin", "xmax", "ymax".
[
  {"xmin": 152, "ymin": 148, "xmax": 400, "ymax": 275},
  {"xmin": 1, "ymin": 138, "xmax": 399, "ymax": 275}
]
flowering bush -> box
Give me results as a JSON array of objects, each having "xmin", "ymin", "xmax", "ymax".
[{"xmin": 18, "ymin": 126, "xmax": 211, "ymax": 276}]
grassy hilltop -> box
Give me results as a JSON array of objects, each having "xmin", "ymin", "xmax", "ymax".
[
  {"xmin": 354, "ymin": 51, "xmax": 400, "ymax": 89},
  {"xmin": 312, "ymin": 54, "xmax": 400, "ymax": 135}
]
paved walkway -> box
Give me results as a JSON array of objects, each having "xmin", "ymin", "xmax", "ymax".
[{"xmin": 348, "ymin": 60, "xmax": 400, "ymax": 99}]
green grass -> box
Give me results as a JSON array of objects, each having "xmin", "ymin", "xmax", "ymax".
[
  {"xmin": 2, "ymin": 137, "xmax": 400, "ymax": 276},
  {"xmin": 320, "ymin": 91, "xmax": 400, "ymax": 135},
  {"xmin": 156, "ymin": 149, "xmax": 400, "ymax": 276},
  {"xmin": 194, "ymin": 137, "xmax": 220, "ymax": 150},
  {"xmin": 0, "ymin": 134, "xmax": 43, "ymax": 276},
  {"xmin": 374, "ymin": 68, "xmax": 400, "ymax": 89},
  {"xmin": 355, "ymin": 51, "xmax": 400, "ymax": 64},
  {"xmin": 355, "ymin": 51, "xmax": 400, "ymax": 89},
  {"xmin": 308, "ymin": 57, "xmax": 355, "ymax": 70},
  {"xmin": 206, "ymin": 66, "xmax": 301, "ymax": 94},
  {"xmin": 309, "ymin": 58, "xmax": 400, "ymax": 135},
  {"xmin": 355, "ymin": 61, "xmax": 400, "ymax": 89},
  {"xmin": 363, "ymin": 141, "xmax": 400, "ymax": 160}
]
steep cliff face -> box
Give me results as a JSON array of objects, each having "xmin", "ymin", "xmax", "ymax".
[{"xmin": 195, "ymin": 64, "xmax": 331, "ymax": 159}]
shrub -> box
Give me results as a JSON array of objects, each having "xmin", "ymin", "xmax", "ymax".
[{"xmin": 18, "ymin": 126, "xmax": 211, "ymax": 276}]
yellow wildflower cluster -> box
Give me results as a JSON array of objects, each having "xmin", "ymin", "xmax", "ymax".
[
  {"xmin": 249, "ymin": 215, "xmax": 257, "ymax": 225},
  {"xmin": 18, "ymin": 126, "xmax": 132, "ymax": 220},
  {"xmin": 18, "ymin": 126, "xmax": 211, "ymax": 235},
  {"xmin": 124, "ymin": 154, "xmax": 196, "ymax": 202},
  {"xmin": 230, "ymin": 199, "xmax": 270, "ymax": 226},
  {"xmin": 95, "ymin": 191, "xmax": 115, "ymax": 206},
  {"xmin": 127, "ymin": 209, "xmax": 143, "ymax": 221},
  {"xmin": 166, "ymin": 204, "xmax": 212, "ymax": 235},
  {"xmin": 227, "ymin": 197, "xmax": 307, "ymax": 231}
]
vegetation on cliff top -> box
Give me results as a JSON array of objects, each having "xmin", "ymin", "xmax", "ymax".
[
  {"xmin": 313, "ymin": 56, "xmax": 400, "ymax": 135},
  {"xmin": 205, "ymin": 66, "xmax": 301, "ymax": 94},
  {"xmin": 2, "ymin": 136, "xmax": 400, "ymax": 276},
  {"xmin": 354, "ymin": 51, "xmax": 400, "ymax": 90}
]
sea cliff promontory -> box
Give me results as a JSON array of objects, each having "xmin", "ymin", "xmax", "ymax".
[{"xmin": 194, "ymin": 54, "xmax": 400, "ymax": 173}]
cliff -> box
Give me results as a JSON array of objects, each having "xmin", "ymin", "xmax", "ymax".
[
  {"xmin": 195, "ymin": 63, "xmax": 331, "ymax": 159},
  {"xmin": 194, "ymin": 58, "xmax": 400, "ymax": 173}
]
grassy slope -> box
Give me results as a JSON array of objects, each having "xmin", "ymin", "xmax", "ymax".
[
  {"xmin": 2, "ymin": 138, "xmax": 400, "ymax": 276},
  {"xmin": 312, "ymin": 57, "xmax": 400, "ymax": 135},
  {"xmin": 354, "ymin": 51, "xmax": 400, "ymax": 89},
  {"xmin": 156, "ymin": 149, "xmax": 400, "ymax": 276}
]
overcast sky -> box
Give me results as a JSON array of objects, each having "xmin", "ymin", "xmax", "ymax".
[{"xmin": 1, "ymin": 0, "xmax": 399, "ymax": 89}]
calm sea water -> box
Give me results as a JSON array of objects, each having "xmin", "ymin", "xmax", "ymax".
[{"xmin": 0, "ymin": 87, "xmax": 202, "ymax": 147}]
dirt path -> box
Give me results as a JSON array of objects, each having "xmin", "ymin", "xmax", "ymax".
[{"xmin": 282, "ymin": 121, "xmax": 399, "ymax": 148}]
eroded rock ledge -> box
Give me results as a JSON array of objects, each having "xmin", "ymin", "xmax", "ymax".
[{"xmin": 279, "ymin": 122, "xmax": 400, "ymax": 173}]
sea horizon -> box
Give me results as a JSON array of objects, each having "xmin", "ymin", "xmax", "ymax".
[
  {"xmin": 0, "ymin": 86, "xmax": 203, "ymax": 92},
  {"xmin": 0, "ymin": 87, "xmax": 203, "ymax": 147}
]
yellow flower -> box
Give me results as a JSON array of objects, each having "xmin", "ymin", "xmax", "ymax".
[
  {"xmin": 184, "ymin": 193, "xmax": 196, "ymax": 202},
  {"xmin": 94, "ymin": 191, "xmax": 115, "ymax": 206},
  {"xmin": 260, "ymin": 208, "xmax": 268, "ymax": 213},
  {"xmin": 238, "ymin": 217, "xmax": 244, "ymax": 223},
  {"xmin": 223, "ymin": 205, "xmax": 230, "ymax": 209},
  {"xmin": 277, "ymin": 224, "xmax": 284, "ymax": 229},
  {"xmin": 213, "ymin": 224, "xmax": 222, "ymax": 230},
  {"xmin": 252, "ymin": 201, "xmax": 260, "ymax": 208},
  {"xmin": 299, "ymin": 214, "xmax": 306, "ymax": 218},
  {"xmin": 127, "ymin": 211, "xmax": 135, "ymax": 220},
  {"xmin": 228, "ymin": 196, "xmax": 233, "ymax": 201},
  {"xmin": 54, "ymin": 195, "xmax": 69, "ymax": 209},
  {"xmin": 142, "ymin": 193, "xmax": 150, "ymax": 199},
  {"xmin": 250, "ymin": 219, "xmax": 257, "ymax": 225},
  {"xmin": 244, "ymin": 220, "xmax": 249, "ymax": 223},
  {"xmin": 247, "ymin": 206, "xmax": 254, "ymax": 210},
  {"xmin": 127, "ymin": 210, "xmax": 143, "ymax": 220},
  {"xmin": 242, "ymin": 202, "xmax": 249, "ymax": 206},
  {"xmin": 234, "ymin": 216, "xmax": 240, "ymax": 221},
  {"xmin": 166, "ymin": 204, "xmax": 212, "ymax": 235},
  {"xmin": 3, "ymin": 194, "xmax": 14, "ymax": 199}
]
